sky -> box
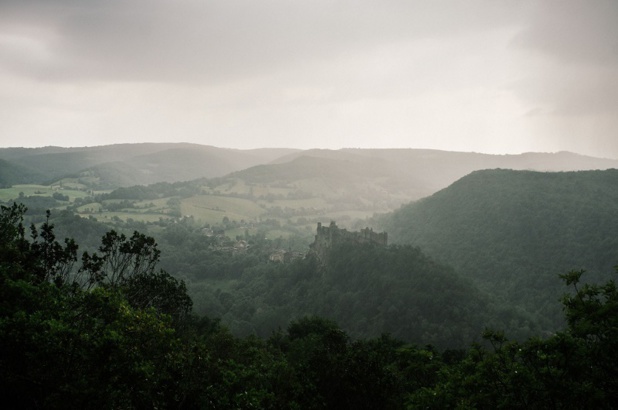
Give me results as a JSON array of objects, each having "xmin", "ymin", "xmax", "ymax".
[{"xmin": 0, "ymin": 0, "xmax": 617, "ymax": 158}]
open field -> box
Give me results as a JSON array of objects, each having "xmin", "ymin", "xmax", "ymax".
[
  {"xmin": 268, "ymin": 197, "xmax": 329, "ymax": 210},
  {"xmin": 75, "ymin": 203, "xmax": 103, "ymax": 213},
  {"xmin": 0, "ymin": 185, "xmax": 55, "ymax": 202},
  {"xmin": 0, "ymin": 184, "xmax": 93, "ymax": 202},
  {"xmin": 181, "ymin": 195, "xmax": 265, "ymax": 224},
  {"xmin": 0, "ymin": 162, "xmax": 393, "ymax": 239}
]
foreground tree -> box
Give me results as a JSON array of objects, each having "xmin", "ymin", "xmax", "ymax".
[
  {"xmin": 0, "ymin": 204, "xmax": 189, "ymax": 409},
  {"xmin": 409, "ymin": 269, "xmax": 618, "ymax": 409}
]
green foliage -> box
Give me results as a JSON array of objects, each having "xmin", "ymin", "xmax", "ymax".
[
  {"xmin": 3, "ymin": 203, "xmax": 618, "ymax": 408},
  {"xmin": 0, "ymin": 204, "xmax": 192, "ymax": 408},
  {"xmin": 0, "ymin": 158, "xmax": 42, "ymax": 186},
  {"xmin": 49, "ymin": 210, "xmax": 110, "ymax": 252},
  {"xmin": 407, "ymin": 269, "xmax": 618, "ymax": 409},
  {"xmin": 381, "ymin": 169, "xmax": 618, "ymax": 335},
  {"xmin": 316, "ymin": 242, "xmax": 491, "ymax": 346},
  {"xmin": 268, "ymin": 317, "xmax": 413, "ymax": 409},
  {"xmin": 180, "ymin": 236, "xmax": 494, "ymax": 348}
]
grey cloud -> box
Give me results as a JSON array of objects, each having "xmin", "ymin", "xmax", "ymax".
[
  {"xmin": 514, "ymin": 65, "xmax": 618, "ymax": 117},
  {"xmin": 512, "ymin": 0, "xmax": 618, "ymax": 66},
  {"xmin": 0, "ymin": 0, "xmax": 521, "ymax": 83},
  {"xmin": 2, "ymin": 0, "xmax": 617, "ymax": 158},
  {"xmin": 509, "ymin": 0, "xmax": 618, "ymax": 117}
]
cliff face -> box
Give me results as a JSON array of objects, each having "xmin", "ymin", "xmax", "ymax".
[{"xmin": 309, "ymin": 221, "xmax": 387, "ymax": 264}]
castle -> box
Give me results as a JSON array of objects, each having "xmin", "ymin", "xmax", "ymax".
[{"xmin": 309, "ymin": 221, "xmax": 387, "ymax": 262}]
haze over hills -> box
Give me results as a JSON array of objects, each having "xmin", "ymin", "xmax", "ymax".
[
  {"xmin": 4, "ymin": 0, "xmax": 618, "ymax": 404},
  {"xmin": 0, "ymin": 143, "xmax": 618, "ymax": 191},
  {"xmin": 0, "ymin": 143, "xmax": 299, "ymax": 188},
  {"xmin": 2, "ymin": 143, "xmax": 617, "ymax": 222},
  {"xmin": 221, "ymin": 149, "xmax": 618, "ymax": 219},
  {"xmin": 272, "ymin": 148, "xmax": 618, "ymax": 200},
  {"xmin": 3, "ymin": 144, "xmax": 618, "ymax": 236},
  {"xmin": 378, "ymin": 168, "xmax": 618, "ymax": 333}
]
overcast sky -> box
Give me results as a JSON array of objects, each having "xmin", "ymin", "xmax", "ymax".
[{"xmin": 1, "ymin": 0, "xmax": 617, "ymax": 157}]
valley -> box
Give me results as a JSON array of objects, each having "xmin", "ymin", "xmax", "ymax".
[
  {"xmin": 2, "ymin": 144, "xmax": 618, "ymax": 408},
  {"xmin": 2, "ymin": 143, "xmax": 617, "ymax": 345},
  {"xmin": 2, "ymin": 144, "xmax": 617, "ymax": 241}
]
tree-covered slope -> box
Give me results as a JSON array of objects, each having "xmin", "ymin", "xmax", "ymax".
[
  {"xmin": 380, "ymin": 169, "xmax": 618, "ymax": 331},
  {"xmin": 300, "ymin": 242, "xmax": 494, "ymax": 347},
  {"xmin": 3, "ymin": 203, "xmax": 618, "ymax": 408},
  {"xmin": 0, "ymin": 159, "xmax": 42, "ymax": 186},
  {"xmin": 180, "ymin": 236, "xmax": 504, "ymax": 348}
]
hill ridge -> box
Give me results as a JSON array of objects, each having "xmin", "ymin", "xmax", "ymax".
[{"xmin": 380, "ymin": 168, "xmax": 618, "ymax": 332}]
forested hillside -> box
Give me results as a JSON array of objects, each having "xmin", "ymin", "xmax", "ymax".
[
  {"xmin": 3, "ymin": 202, "xmax": 617, "ymax": 409},
  {"xmin": 380, "ymin": 168, "xmax": 618, "ymax": 332},
  {"xmin": 26, "ymin": 206, "xmax": 533, "ymax": 346},
  {"xmin": 0, "ymin": 158, "xmax": 41, "ymax": 186},
  {"xmin": 179, "ymin": 238, "xmax": 498, "ymax": 348}
]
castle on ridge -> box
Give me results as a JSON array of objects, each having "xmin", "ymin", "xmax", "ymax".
[{"xmin": 309, "ymin": 221, "xmax": 387, "ymax": 261}]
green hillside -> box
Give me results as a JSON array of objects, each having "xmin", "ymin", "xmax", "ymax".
[
  {"xmin": 288, "ymin": 241, "xmax": 494, "ymax": 347},
  {"xmin": 5, "ymin": 202, "xmax": 617, "ymax": 408},
  {"xmin": 0, "ymin": 159, "xmax": 43, "ymax": 186},
  {"xmin": 380, "ymin": 168, "xmax": 618, "ymax": 331},
  {"xmin": 159, "ymin": 225, "xmax": 499, "ymax": 348}
]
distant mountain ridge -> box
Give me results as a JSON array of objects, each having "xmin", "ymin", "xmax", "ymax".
[
  {"xmin": 1, "ymin": 143, "xmax": 617, "ymax": 206},
  {"xmin": 226, "ymin": 149, "xmax": 618, "ymax": 213},
  {"xmin": 271, "ymin": 148, "xmax": 618, "ymax": 197},
  {"xmin": 0, "ymin": 143, "xmax": 299, "ymax": 188}
]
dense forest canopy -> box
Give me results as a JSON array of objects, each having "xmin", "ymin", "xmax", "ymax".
[
  {"xmin": 2, "ymin": 203, "xmax": 617, "ymax": 408},
  {"xmin": 379, "ymin": 169, "xmax": 618, "ymax": 333}
]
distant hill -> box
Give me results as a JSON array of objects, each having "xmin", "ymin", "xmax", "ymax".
[
  {"xmin": 0, "ymin": 159, "xmax": 41, "ymax": 186},
  {"xmin": 272, "ymin": 149, "xmax": 618, "ymax": 199},
  {"xmin": 229, "ymin": 155, "xmax": 418, "ymax": 209},
  {"xmin": 79, "ymin": 146, "xmax": 300, "ymax": 189},
  {"xmin": 0, "ymin": 144, "xmax": 299, "ymax": 188},
  {"xmin": 3, "ymin": 145, "xmax": 618, "ymax": 246},
  {"xmin": 219, "ymin": 149, "xmax": 618, "ymax": 219},
  {"xmin": 2, "ymin": 144, "xmax": 616, "ymax": 194},
  {"xmin": 379, "ymin": 169, "xmax": 618, "ymax": 332}
]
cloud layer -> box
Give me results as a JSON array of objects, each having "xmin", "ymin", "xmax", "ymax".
[{"xmin": 1, "ymin": 0, "xmax": 617, "ymax": 157}]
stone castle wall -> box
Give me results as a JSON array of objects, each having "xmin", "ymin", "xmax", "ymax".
[{"xmin": 309, "ymin": 221, "xmax": 387, "ymax": 260}]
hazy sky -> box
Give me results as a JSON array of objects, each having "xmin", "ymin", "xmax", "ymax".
[{"xmin": 1, "ymin": 0, "xmax": 617, "ymax": 157}]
